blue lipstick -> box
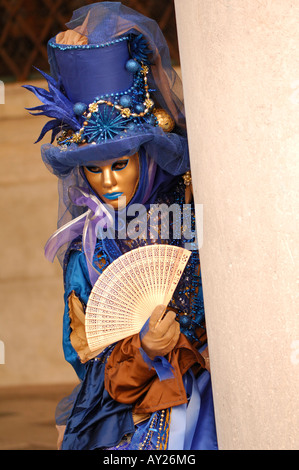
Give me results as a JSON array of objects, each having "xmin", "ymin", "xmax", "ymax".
[{"xmin": 103, "ymin": 192, "xmax": 124, "ymax": 200}]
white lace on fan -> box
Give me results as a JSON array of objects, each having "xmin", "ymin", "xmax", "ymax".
[{"xmin": 85, "ymin": 244, "xmax": 191, "ymax": 351}]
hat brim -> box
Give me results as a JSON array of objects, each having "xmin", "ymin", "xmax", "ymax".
[{"xmin": 41, "ymin": 125, "xmax": 190, "ymax": 177}]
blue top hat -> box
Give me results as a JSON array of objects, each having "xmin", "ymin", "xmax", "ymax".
[
  {"xmin": 50, "ymin": 36, "xmax": 134, "ymax": 105},
  {"xmin": 25, "ymin": 2, "xmax": 189, "ymax": 177}
]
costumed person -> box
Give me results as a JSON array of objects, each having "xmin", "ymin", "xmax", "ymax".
[{"xmin": 25, "ymin": 2, "xmax": 218, "ymax": 450}]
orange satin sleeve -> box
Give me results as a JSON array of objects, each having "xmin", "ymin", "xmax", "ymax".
[{"xmin": 104, "ymin": 332, "xmax": 205, "ymax": 414}]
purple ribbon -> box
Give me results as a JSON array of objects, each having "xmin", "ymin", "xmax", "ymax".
[{"xmin": 44, "ymin": 186, "xmax": 114, "ymax": 285}]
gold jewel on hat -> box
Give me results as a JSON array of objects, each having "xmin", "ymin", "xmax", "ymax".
[{"xmin": 153, "ymin": 108, "xmax": 175, "ymax": 133}]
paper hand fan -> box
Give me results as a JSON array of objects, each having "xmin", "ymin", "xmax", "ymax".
[{"xmin": 85, "ymin": 244, "xmax": 191, "ymax": 352}]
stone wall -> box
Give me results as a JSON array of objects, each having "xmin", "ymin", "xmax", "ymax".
[
  {"xmin": 0, "ymin": 81, "xmax": 77, "ymax": 385},
  {"xmin": 175, "ymin": 0, "xmax": 299, "ymax": 450}
]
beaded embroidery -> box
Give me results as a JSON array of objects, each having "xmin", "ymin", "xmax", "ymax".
[
  {"xmin": 107, "ymin": 408, "xmax": 170, "ymax": 450},
  {"xmin": 57, "ymin": 62, "xmax": 157, "ymax": 146}
]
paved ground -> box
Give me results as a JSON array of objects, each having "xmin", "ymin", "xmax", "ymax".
[{"xmin": 0, "ymin": 383, "xmax": 77, "ymax": 450}]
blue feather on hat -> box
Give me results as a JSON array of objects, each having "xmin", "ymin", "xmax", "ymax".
[{"xmin": 23, "ymin": 67, "xmax": 80, "ymax": 143}]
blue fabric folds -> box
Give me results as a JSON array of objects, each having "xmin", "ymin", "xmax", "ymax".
[
  {"xmin": 62, "ymin": 249, "xmax": 92, "ymax": 380},
  {"xmin": 61, "ymin": 349, "xmax": 135, "ymax": 450},
  {"xmin": 41, "ymin": 129, "xmax": 190, "ymax": 178},
  {"xmin": 168, "ymin": 370, "xmax": 218, "ymax": 450},
  {"xmin": 139, "ymin": 348, "xmax": 175, "ymax": 381},
  {"xmin": 60, "ymin": 366, "xmax": 218, "ymax": 450},
  {"xmin": 190, "ymin": 372, "xmax": 218, "ymax": 450}
]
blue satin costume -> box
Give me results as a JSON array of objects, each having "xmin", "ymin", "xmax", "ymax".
[
  {"xmin": 57, "ymin": 177, "xmax": 218, "ymax": 451},
  {"xmin": 25, "ymin": 2, "xmax": 219, "ymax": 451}
]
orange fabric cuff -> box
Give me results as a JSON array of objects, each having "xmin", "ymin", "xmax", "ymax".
[{"xmin": 104, "ymin": 333, "xmax": 205, "ymax": 414}]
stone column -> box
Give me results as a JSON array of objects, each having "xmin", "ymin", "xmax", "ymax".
[{"xmin": 175, "ymin": 0, "xmax": 299, "ymax": 450}]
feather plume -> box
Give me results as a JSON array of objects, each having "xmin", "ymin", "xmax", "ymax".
[
  {"xmin": 129, "ymin": 34, "xmax": 152, "ymax": 65},
  {"xmin": 23, "ymin": 68, "xmax": 80, "ymax": 143}
]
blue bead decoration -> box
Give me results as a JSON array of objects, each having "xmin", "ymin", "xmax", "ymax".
[
  {"xmin": 73, "ymin": 102, "xmax": 87, "ymax": 115},
  {"xmin": 49, "ymin": 35, "xmax": 130, "ymax": 51},
  {"xmin": 119, "ymin": 95, "xmax": 132, "ymax": 107},
  {"xmin": 125, "ymin": 59, "xmax": 140, "ymax": 74},
  {"xmin": 134, "ymin": 103, "xmax": 145, "ymax": 113},
  {"xmin": 179, "ymin": 315, "xmax": 192, "ymax": 328}
]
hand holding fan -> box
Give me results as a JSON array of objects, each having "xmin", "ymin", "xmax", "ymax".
[{"xmin": 85, "ymin": 244, "xmax": 191, "ymax": 351}]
